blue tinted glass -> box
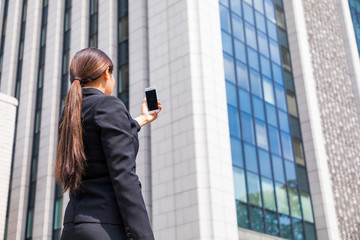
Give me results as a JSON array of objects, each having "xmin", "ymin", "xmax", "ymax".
[
  {"xmin": 254, "ymin": 0, "xmax": 264, "ymax": 13},
  {"xmin": 220, "ymin": 0, "xmax": 229, "ymax": 7},
  {"xmin": 224, "ymin": 53, "xmax": 236, "ymax": 83},
  {"xmin": 228, "ymin": 106, "xmax": 241, "ymax": 138},
  {"xmin": 258, "ymin": 149, "xmax": 272, "ymax": 178},
  {"xmin": 243, "ymin": 2, "xmax": 254, "ymax": 24},
  {"xmin": 236, "ymin": 201, "xmax": 249, "ymax": 228},
  {"xmin": 239, "ymin": 88, "xmax": 252, "ymax": 114},
  {"xmin": 220, "ymin": 5, "xmax": 231, "ymax": 33},
  {"xmin": 231, "ymin": 137, "xmax": 243, "ymax": 167},
  {"xmin": 264, "ymin": 0, "xmax": 276, "ymax": 22},
  {"xmin": 255, "ymin": 11, "xmax": 266, "ymax": 33},
  {"xmin": 266, "ymin": 103, "xmax": 277, "ymax": 127},
  {"xmin": 278, "ymin": 110, "xmax": 289, "ymax": 132},
  {"xmin": 281, "ymin": 132, "xmax": 294, "ymax": 161},
  {"xmin": 272, "ymin": 155, "xmax": 285, "ymax": 183},
  {"xmin": 285, "ymin": 160, "xmax": 297, "ymax": 188},
  {"xmin": 236, "ymin": 61, "xmax": 249, "ymax": 90},
  {"xmin": 255, "ymin": 119, "xmax": 268, "ymax": 150},
  {"xmin": 272, "ymin": 62, "xmax": 283, "ymax": 85},
  {"xmin": 244, "ymin": 143, "xmax": 258, "ymax": 173},
  {"xmin": 222, "ymin": 31, "xmax": 233, "ymax": 55},
  {"xmin": 232, "ymin": 14, "xmax": 245, "ymax": 41},
  {"xmin": 247, "ymin": 172, "xmax": 262, "ymax": 206},
  {"xmin": 233, "ymin": 167, "xmax": 247, "ymax": 201},
  {"xmin": 263, "ymin": 77, "xmax": 275, "ymax": 104},
  {"xmin": 245, "ymin": 23, "xmax": 257, "ymax": 50},
  {"xmin": 267, "ymin": 20, "xmax": 278, "ymax": 41},
  {"xmin": 265, "ymin": 210, "xmax": 279, "ymax": 236},
  {"xmin": 275, "ymin": 84, "xmax": 287, "ymax": 111},
  {"xmin": 253, "ymin": 96, "xmax": 265, "ymax": 120},
  {"xmin": 234, "ymin": 39, "xmax": 247, "ymax": 63},
  {"xmin": 226, "ymin": 81, "xmax": 238, "ymax": 107},
  {"xmin": 279, "ymin": 214, "xmax": 292, "ymax": 239},
  {"xmin": 292, "ymin": 218, "xmax": 304, "ymax": 240},
  {"xmin": 230, "ymin": 0, "xmax": 242, "ymax": 16},
  {"xmin": 260, "ymin": 55, "xmax": 271, "ymax": 78},
  {"xmin": 269, "ymin": 39, "xmax": 281, "ymax": 64},
  {"xmin": 250, "ymin": 69, "xmax": 262, "ymax": 98},
  {"xmin": 262, "ymin": 178, "xmax": 276, "ymax": 211},
  {"xmin": 268, "ymin": 125, "xmax": 281, "ymax": 156},
  {"xmin": 242, "ymin": 112, "xmax": 255, "ymax": 144},
  {"xmin": 289, "ymin": 188, "xmax": 301, "ymax": 219},
  {"xmin": 257, "ymin": 30, "xmax": 269, "ymax": 57},
  {"xmin": 243, "ymin": 0, "xmax": 252, "ymax": 6},
  {"xmin": 250, "ymin": 206, "xmax": 265, "ymax": 232},
  {"xmin": 247, "ymin": 47, "xmax": 259, "ymax": 71}
]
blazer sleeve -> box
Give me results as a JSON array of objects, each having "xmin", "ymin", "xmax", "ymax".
[{"xmin": 94, "ymin": 96, "xmax": 154, "ymax": 240}]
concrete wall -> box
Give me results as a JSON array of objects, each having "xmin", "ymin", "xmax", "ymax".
[{"xmin": 0, "ymin": 93, "xmax": 18, "ymax": 240}]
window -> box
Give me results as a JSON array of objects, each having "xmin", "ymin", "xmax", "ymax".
[
  {"xmin": 255, "ymin": 119, "xmax": 268, "ymax": 150},
  {"xmin": 224, "ymin": 54, "xmax": 236, "ymax": 83},
  {"xmin": 226, "ymin": 81, "xmax": 238, "ymax": 107},
  {"xmin": 222, "ymin": 31, "xmax": 233, "ymax": 56},
  {"xmin": 228, "ymin": 106, "xmax": 241, "ymax": 138},
  {"xmin": 230, "ymin": 0, "xmax": 241, "ymax": 16},
  {"xmin": 244, "ymin": 143, "xmax": 257, "ymax": 173},
  {"xmin": 234, "ymin": 39, "xmax": 247, "ymax": 63},
  {"xmin": 253, "ymin": 96, "xmax": 265, "ymax": 121},
  {"xmin": 232, "ymin": 14, "xmax": 244, "ymax": 41},
  {"xmin": 239, "ymin": 88, "xmax": 252, "ymax": 114},
  {"xmin": 233, "ymin": 167, "xmax": 247, "ymax": 202},
  {"xmin": 243, "ymin": 2, "xmax": 254, "ymax": 25},
  {"xmin": 262, "ymin": 178, "xmax": 276, "ymax": 211},
  {"xmin": 247, "ymin": 172, "xmax": 262, "ymax": 206},
  {"xmin": 236, "ymin": 60, "xmax": 249, "ymax": 90},
  {"xmin": 230, "ymin": 137, "xmax": 243, "ymax": 167},
  {"xmin": 242, "ymin": 113, "xmax": 255, "ymax": 144}
]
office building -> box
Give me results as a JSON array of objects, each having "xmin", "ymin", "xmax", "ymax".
[{"xmin": 0, "ymin": 0, "xmax": 359, "ymax": 239}]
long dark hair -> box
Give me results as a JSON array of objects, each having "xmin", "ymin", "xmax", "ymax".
[{"xmin": 55, "ymin": 47, "xmax": 113, "ymax": 193}]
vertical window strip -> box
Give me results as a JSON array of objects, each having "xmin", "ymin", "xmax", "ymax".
[
  {"xmin": 0, "ymin": 0, "xmax": 9, "ymax": 86},
  {"xmin": 3, "ymin": 1, "xmax": 28, "ymax": 239},
  {"xmin": 117, "ymin": 0, "xmax": 129, "ymax": 109},
  {"xmin": 89, "ymin": 0, "xmax": 98, "ymax": 47},
  {"xmin": 220, "ymin": 0, "xmax": 317, "ymax": 239},
  {"xmin": 52, "ymin": 1, "xmax": 71, "ymax": 239},
  {"xmin": 24, "ymin": 0, "xmax": 48, "ymax": 239}
]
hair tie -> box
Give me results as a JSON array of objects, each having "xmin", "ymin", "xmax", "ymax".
[{"xmin": 73, "ymin": 77, "xmax": 82, "ymax": 83}]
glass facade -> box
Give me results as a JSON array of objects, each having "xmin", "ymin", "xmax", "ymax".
[
  {"xmin": 89, "ymin": 0, "xmax": 98, "ymax": 47},
  {"xmin": 25, "ymin": 0, "xmax": 48, "ymax": 239},
  {"xmin": 0, "ymin": 0, "xmax": 9, "ymax": 86},
  {"xmin": 219, "ymin": 0, "xmax": 317, "ymax": 239},
  {"xmin": 117, "ymin": 0, "xmax": 129, "ymax": 109},
  {"xmin": 52, "ymin": 1, "xmax": 71, "ymax": 239},
  {"xmin": 4, "ymin": 1, "xmax": 28, "ymax": 239},
  {"xmin": 349, "ymin": 0, "xmax": 360, "ymax": 55}
]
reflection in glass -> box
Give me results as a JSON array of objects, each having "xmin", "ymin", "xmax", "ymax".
[
  {"xmin": 247, "ymin": 172, "xmax": 262, "ymax": 206},
  {"xmin": 263, "ymin": 77, "xmax": 275, "ymax": 104},
  {"xmin": 243, "ymin": 2, "xmax": 254, "ymax": 25},
  {"xmin": 257, "ymin": 30, "xmax": 269, "ymax": 57},
  {"xmin": 237, "ymin": 61, "xmax": 249, "ymax": 90},
  {"xmin": 236, "ymin": 200, "xmax": 249, "ymax": 228},
  {"xmin": 266, "ymin": 210, "xmax": 279, "ymax": 236},
  {"xmin": 250, "ymin": 69, "xmax": 262, "ymax": 98},
  {"xmin": 255, "ymin": 11, "xmax": 266, "ymax": 33},
  {"xmin": 254, "ymin": 0, "xmax": 264, "ymax": 13},
  {"xmin": 304, "ymin": 222, "xmax": 317, "ymax": 240},
  {"xmin": 230, "ymin": 137, "xmax": 243, "ymax": 168},
  {"xmin": 275, "ymin": 84, "xmax": 287, "ymax": 110},
  {"xmin": 232, "ymin": 14, "xmax": 245, "ymax": 41},
  {"xmin": 268, "ymin": 125, "xmax": 281, "ymax": 155},
  {"xmin": 258, "ymin": 149, "xmax": 272, "ymax": 178},
  {"xmin": 224, "ymin": 54, "xmax": 236, "ymax": 83},
  {"xmin": 287, "ymin": 92, "xmax": 298, "ymax": 117},
  {"xmin": 228, "ymin": 106, "xmax": 241, "ymax": 138},
  {"xmin": 293, "ymin": 218, "xmax": 304, "ymax": 240},
  {"xmin": 247, "ymin": 47, "xmax": 259, "ymax": 71},
  {"xmin": 242, "ymin": 113, "xmax": 255, "ymax": 144},
  {"xmin": 278, "ymin": 110, "xmax": 290, "ymax": 133},
  {"xmin": 220, "ymin": 5, "xmax": 231, "ymax": 33},
  {"xmin": 264, "ymin": 0, "xmax": 276, "ymax": 22},
  {"xmin": 253, "ymin": 96, "xmax": 265, "ymax": 121},
  {"xmin": 244, "ymin": 143, "xmax": 257, "ymax": 173},
  {"xmin": 260, "ymin": 55, "xmax": 271, "ymax": 78},
  {"xmin": 255, "ymin": 119, "xmax": 268, "ymax": 150},
  {"xmin": 285, "ymin": 160, "xmax": 297, "ymax": 188},
  {"xmin": 281, "ymin": 132, "xmax": 294, "ymax": 161},
  {"xmin": 288, "ymin": 187, "xmax": 301, "ymax": 219},
  {"xmin": 239, "ymin": 88, "xmax": 252, "ymax": 114},
  {"xmin": 234, "ymin": 39, "xmax": 247, "ymax": 63},
  {"xmin": 279, "ymin": 214, "xmax": 292, "ymax": 239},
  {"xmin": 262, "ymin": 178, "xmax": 276, "ymax": 211},
  {"xmin": 221, "ymin": 31, "xmax": 233, "ymax": 55},
  {"xmin": 300, "ymin": 191, "xmax": 314, "ymax": 223},
  {"xmin": 269, "ymin": 38, "xmax": 281, "ymax": 64},
  {"xmin": 250, "ymin": 206, "xmax": 264, "ymax": 233},
  {"xmin": 275, "ymin": 182, "xmax": 289, "ymax": 215},
  {"xmin": 245, "ymin": 23, "xmax": 257, "ymax": 50},
  {"xmin": 233, "ymin": 167, "xmax": 247, "ymax": 202},
  {"xmin": 226, "ymin": 81, "xmax": 238, "ymax": 107},
  {"xmin": 230, "ymin": 0, "xmax": 241, "ymax": 16}
]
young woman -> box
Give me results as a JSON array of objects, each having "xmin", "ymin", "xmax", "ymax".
[{"xmin": 55, "ymin": 47, "xmax": 161, "ymax": 240}]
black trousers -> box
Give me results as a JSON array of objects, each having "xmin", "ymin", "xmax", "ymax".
[{"xmin": 60, "ymin": 222, "xmax": 127, "ymax": 240}]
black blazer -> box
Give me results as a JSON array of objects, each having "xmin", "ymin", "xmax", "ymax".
[{"xmin": 61, "ymin": 87, "xmax": 154, "ymax": 240}]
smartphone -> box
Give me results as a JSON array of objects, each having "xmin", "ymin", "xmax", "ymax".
[{"xmin": 145, "ymin": 86, "xmax": 159, "ymax": 114}]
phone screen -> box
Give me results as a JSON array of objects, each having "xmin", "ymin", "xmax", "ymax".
[{"xmin": 145, "ymin": 89, "xmax": 158, "ymax": 111}]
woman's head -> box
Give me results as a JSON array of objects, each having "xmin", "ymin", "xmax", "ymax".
[{"xmin": 55, "ymin": 47, "xmax": 113, "ymax": 193}]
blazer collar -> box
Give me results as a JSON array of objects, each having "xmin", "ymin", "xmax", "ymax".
[{"xmin": 82, "ymin": 87, "xmax": 106, "ymax": 96}]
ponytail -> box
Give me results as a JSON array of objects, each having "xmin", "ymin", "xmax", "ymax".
[{"xmin": 55, "ymin": 80, "xmax": 86, "ymax": 193}]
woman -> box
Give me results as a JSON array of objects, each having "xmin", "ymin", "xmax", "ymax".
[{"xmin": 55, "ymin": 47, "xmax": 160, "ymax": 240}]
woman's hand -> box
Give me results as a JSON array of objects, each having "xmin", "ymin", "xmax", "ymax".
[{"xmin": 135, "ymin": 98, "xmax": 162, "ymax": 127}]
